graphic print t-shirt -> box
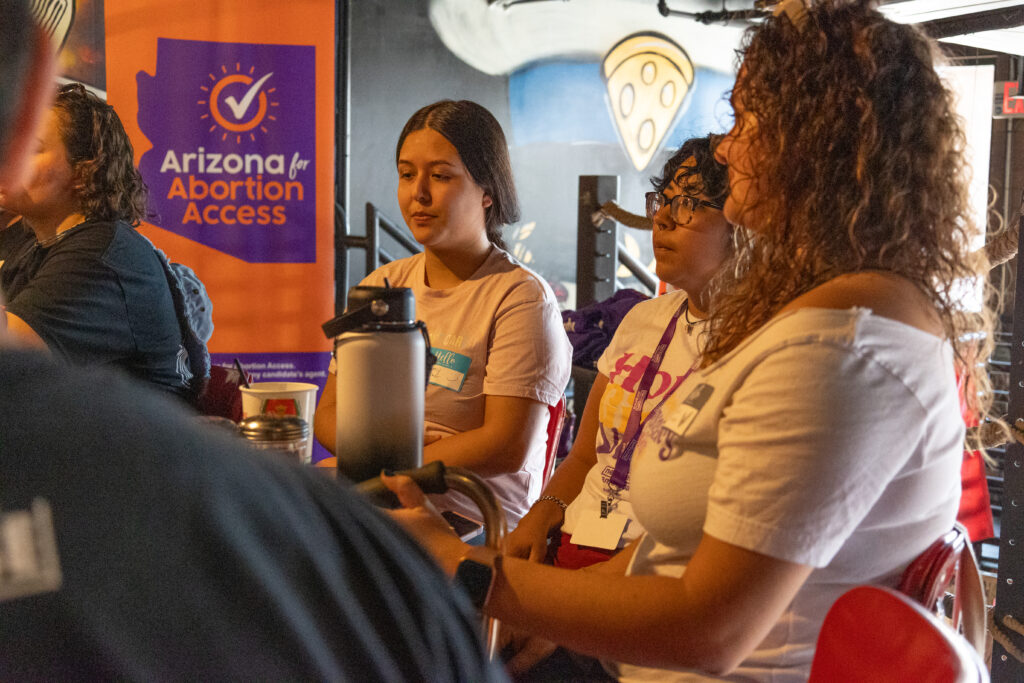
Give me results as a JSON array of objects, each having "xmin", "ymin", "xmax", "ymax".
[{"xmin": 562, "ymin": 290, "xmax": 702, "ymax": 546}]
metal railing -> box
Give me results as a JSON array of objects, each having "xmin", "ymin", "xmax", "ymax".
[
  {"xmin": 354, "ymin": 462, "xmax": 506, "ymax": 658},
  {"xmin": 334, "ymin": 201, "xmax": 422, "ymax": 312},
  {"xmin": 338, "ymin": 185, "xmax": 658, "ymax": 314},
  {"xmin": 576, "ymin": 175, "xmax": 658, "ymax": 309}
]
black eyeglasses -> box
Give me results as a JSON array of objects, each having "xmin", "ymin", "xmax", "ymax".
[{"xmin": 645, "ymin": 191, "xmax": 724, "ymax": 227}]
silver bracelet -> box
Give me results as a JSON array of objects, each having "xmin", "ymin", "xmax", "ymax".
[{"xmin": 537, "ymin": 495, "xmax": 567, "ymax": 512}]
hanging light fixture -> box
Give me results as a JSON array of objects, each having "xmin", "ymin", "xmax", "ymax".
[{"xmin": 602, "ymin": 33, "xmax": 694, "ymax": 171}]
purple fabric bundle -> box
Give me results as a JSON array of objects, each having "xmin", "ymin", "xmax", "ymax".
[{"xmin": 562, "ymin": 289, "xmax": 650, "ymax": 369}]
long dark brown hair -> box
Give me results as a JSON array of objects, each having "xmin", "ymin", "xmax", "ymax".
[
  {"xmin": 396, "ymin": 100, "xmax": 520, "ymax": 250},
  {"xmin": 54, "ymin": 82, "xmax": 148, "ymax": 226},
  {"xmin": 704, "ymin": 0, "xmax": 994, "ymax": 421}
]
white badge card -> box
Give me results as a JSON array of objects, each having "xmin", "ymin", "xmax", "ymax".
[
  {"xmin": 570, "ymin": 510, "xmax": 629, "ymax": 550},
  {"xmin": 0, "ymin": 499, "xmax": 62, "ymax": 603}
]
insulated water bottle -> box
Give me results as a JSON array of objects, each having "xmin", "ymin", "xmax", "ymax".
[{"xmin": 322, "ymin": 286, "xmax": 434, "ymax": 483}]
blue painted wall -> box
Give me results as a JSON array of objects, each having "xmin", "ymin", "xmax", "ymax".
[
  {"xmin": 502, "ymin": 60, "xmax": 734, "ymax": 300},
  {"xmin": 509, "ymin": 61, "xmax": 734, "ymax": 149}
]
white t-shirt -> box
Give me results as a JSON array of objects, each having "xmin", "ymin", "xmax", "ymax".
[
  {"xmin": 612, "ymin": 308, "xmax": 964, "ymax": 682},
  {"xmin": 563, "ymin": 290, "xmax": 702, "ymax": 547},
  {"xmin": 361, "ymin": 248, "xmax": 571, "ymax": 525}
]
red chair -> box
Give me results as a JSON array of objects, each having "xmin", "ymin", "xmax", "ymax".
[
  {"xmin": 897, "ymin": 523, "xmax": 988, "ymax": 656},
  {"xmin": 809, "ymin": 585, "xmax": 988, "ymax": 682},
  {"xmin": 542, "ymin": 397, "xmax": 566, "ymax": 487}
]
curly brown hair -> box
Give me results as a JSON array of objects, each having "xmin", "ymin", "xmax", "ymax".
[
  {"xmin": 53, "ymin": 83, "xmax": 148, "ymax": 226},
  {"xmin": 704, "ymin": 0, "xmax": 995, "ymax": 421},
  {"xmin": 650, "ymin": 134, "xmax": 728, "ymax": 204}
]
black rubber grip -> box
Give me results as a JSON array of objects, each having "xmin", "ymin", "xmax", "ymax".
[{"xmin": 354, "ymin": 461, "xmax": 448, "ymax": 508}]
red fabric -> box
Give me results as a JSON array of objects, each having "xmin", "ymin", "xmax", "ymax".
[
  {"xmin": 958, "ymin": 452, "xmax": 994, "ymax": 542},
  {"xmin": 553, "ymin": 532, "xmax": 617, "ymax": 570},
  {"xmin": 954, "ymin": 368, "xmax": 994, "ymax": 542},
  {"xmin": 193, "ymin": 364, "xmax": 247, "ymax": 422}
]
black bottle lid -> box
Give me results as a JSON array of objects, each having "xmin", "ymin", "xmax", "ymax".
[{"xmin": 321, "ymin": 285, "xmax": 416, "ymax": 338}]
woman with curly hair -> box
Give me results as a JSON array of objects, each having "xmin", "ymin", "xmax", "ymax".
[
  {"xmin": 379, "ymin": 1, "xmax": 993, "ymax": 680},
  {"xmin": 0, "ymin": 83, "xmax": 190, "ymax": 395}
]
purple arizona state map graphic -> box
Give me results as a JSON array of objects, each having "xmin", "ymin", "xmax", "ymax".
[{"xmin": 138, "ymin": 37, "xmax": 316, "ymax": 263}]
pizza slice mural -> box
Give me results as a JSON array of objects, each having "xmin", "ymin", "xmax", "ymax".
[{"xmin": 603, "ymin": 33, "xmax": 694, "ymax": 171}]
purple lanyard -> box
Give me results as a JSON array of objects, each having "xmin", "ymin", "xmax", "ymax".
[{"xmin": 608, "ymin": 299, "xmax": 698, "ymax": 492}]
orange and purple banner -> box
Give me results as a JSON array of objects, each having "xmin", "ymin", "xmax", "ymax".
[{"xmin": 104, "ymin": 0, "xmax": 335, "ymax": 453}]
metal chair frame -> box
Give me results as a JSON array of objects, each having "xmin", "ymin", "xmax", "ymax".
[{"xmin": 897, "ymin": 522, "xmax": 988, "ymax": 656}]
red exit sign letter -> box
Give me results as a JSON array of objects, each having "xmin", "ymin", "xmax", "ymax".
[{"xmin": 995, "ymin": 81, "xmax": 1024, "ymax": 118}]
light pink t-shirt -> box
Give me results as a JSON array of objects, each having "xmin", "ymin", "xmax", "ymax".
[{"xmin": 362, "ymin": 248, "xmax": 571, "ymax": 525}]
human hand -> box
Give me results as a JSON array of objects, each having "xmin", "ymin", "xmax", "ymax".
[
  {"xmin": 381, "ymin": 472, "xmax": 466, "ymax": 574},
  {"xmin": 505, "ymin": 508, "xmax": 556, "ymax": 562},
  {"xmin": 501, "ymin": 626, "xmax": 558, "ymax": 677}
]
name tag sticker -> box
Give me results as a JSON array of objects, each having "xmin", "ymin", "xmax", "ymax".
[
  {"xmin": 429, "ymin": 347, "xmax": 471, "ymax": 392},
  {"xmin": 570, "ymin": 509, "xmax": 629, "ymax": 550},
  {"xmin": 672, "ymin": 382, "xmax": 714, "ymax": 436}
]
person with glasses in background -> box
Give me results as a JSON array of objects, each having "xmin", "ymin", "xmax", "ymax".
[
  {"xmin": 502, "ymin": 134, "xmax": 730, "ymax": 678},
  {"xmin": 507, "ymin": 135, "xmax": 727, "ymax": 569}
]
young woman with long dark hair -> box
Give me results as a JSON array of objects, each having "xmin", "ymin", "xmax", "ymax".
[{"xmin": 316, "ymin": 100, "xmax": 570, "ymax": 526}]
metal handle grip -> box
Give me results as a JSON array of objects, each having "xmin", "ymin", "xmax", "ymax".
[
  {"xmin": 443, "ymin": 466, "xmax": 506, "ymax": 658},
  {"xmin": 353, "ymin": 460, "xmax": 448, "ymax": 507},
  {"xmin": 442, "ymin": 466, "xmax": 507, "ymax": 550},
  {"xmin": 354, "ymin": 462, "xmax": 507, "ymax": 657}
]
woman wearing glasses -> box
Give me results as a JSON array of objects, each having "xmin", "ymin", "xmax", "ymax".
[{"xmin": 506, "ymin": 135, "xmax": 728, "ymax": 578}]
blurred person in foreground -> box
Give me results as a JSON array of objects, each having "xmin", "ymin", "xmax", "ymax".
[
  {"xmin": 381, "ymin": 1, "xmax": 993, "ymax": 680},
  {"xmin": 0, "ymin": 3, "xmax": 501, "ymax": 679}
]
